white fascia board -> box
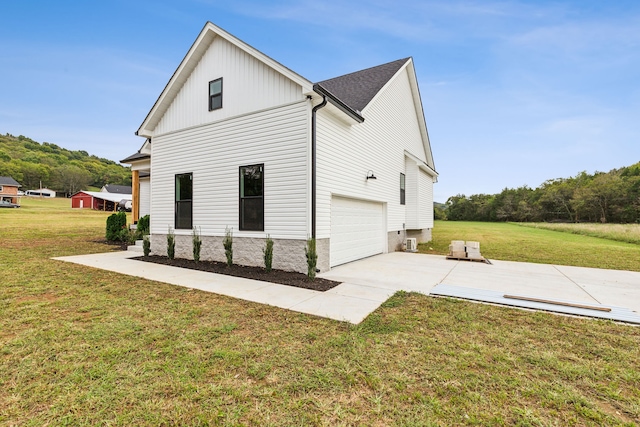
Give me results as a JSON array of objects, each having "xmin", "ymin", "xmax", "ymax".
[
  {"xmin": 137, "ymin": 21, "xmax": 313, "ymax": 138},
  {"xmin": 405, "ymin": 61, "xmax": 436, "ymax": 171},
  {"xmin": 405, "ymin": 150, "xmax": 438, "ymax": 178}
]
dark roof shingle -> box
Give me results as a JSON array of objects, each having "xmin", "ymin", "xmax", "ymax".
[
  {"xmin": 0, "ymin": 176, "xmax": 21, "ymax": 187},
  {"xmin": 315, "ymin": 58, "xmax": 410, "ymax": 113},
  {"xmin": 120, "ymin": 152, "xmax": 150, "ymax": 163}
]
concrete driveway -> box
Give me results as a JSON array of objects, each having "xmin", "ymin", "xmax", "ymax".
[{"xmin": 321, "ymin": 252, "xmax": 640, "ymax": 317}]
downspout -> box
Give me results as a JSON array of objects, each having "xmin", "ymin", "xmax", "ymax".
[{"xmin": 311, "ymin": 95, "xmax": 327, "ymax": 239}]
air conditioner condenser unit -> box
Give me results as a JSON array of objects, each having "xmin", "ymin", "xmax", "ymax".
[{"xmin": 405, "ymin": 238, "xmax": 417, "ymax": 252}]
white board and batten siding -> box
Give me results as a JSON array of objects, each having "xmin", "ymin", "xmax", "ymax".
[
  {"xmin": 150, "ymin": 101, "xmax": 309, "ymax": 240},
  {"xmin": 316, "ymin": 66, "xmax": 435, "ymax": 243},
  {"xmin": 153, "ymin": 35, "xmax": 304, "ymax": 136}
]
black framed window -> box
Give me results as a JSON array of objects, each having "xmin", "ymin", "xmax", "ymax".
[
  {"xmin": 175, "ymin": 173, "xmax": 192, "ymax": 229},
  {"xmin": 239, "ymin": 164, "xmax": 264, "ymax": 231},
  {"xmin": 400, "ymin": 173, "xmax": 406, "ymax": 205},
  {"xmin": 209, "ymin": 78, "xmax": 223, "ymax": 111}
]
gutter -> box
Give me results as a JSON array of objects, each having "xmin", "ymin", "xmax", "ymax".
[
  {"xmin": 313, "ymin": 84, "xmax": 364, "ymax": 123},
  {"xmin": 311, "ymin": 94, "xmax": 328, "ymax": 239}
]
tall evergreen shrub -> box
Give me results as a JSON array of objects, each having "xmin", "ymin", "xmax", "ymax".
[
  {"xmin": 136, "ymin": 214, "xmax": 150, "ymax": 236},
  {"xmin": 305, "ymin": 238, "xmax": 317, "ymax": 280},
  {"xmin": 167, "ymin": 227, "xmax": 175, "ymax": 260},
  {"xmin": 106, "ymin": 212, "xmax": 127, "ymax": 241},
  {"xmin": 223, "ymin": 227, "xmax": 233, "ymax": 266},
  {"xmin": 263, "ymin": 235, "xmax": 274, "ymax": 272},
  {"xmin": 192, "ymin": 227, "xmax": 202, "ymax": 263}
]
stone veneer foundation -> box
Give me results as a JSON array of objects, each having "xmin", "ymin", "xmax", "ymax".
[{"xmin": 150, "ymin": 234, "xmax": 330, "ymax": 274}]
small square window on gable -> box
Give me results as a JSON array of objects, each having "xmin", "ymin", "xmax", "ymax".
[{"xmin": 209, "ymin": 78, "xmax": 223, "ymax": 111}]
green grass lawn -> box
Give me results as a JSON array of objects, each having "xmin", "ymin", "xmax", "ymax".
[
  {"xmin": 1, "ymin": 202, "xmax": 640, "ymax": 425},
  {"xmin": 420, "ymin": 220, "xmax": 640, "ymax": 272},
  {"xmin": 516, "ymin": 222, "xmax": 640, "ymax": 246}
]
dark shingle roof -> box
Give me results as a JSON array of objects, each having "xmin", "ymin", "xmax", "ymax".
[
  {"xmin": 0, "ymin": 176, "xmax": 21, "ymax": 187},
  {"xmin": 120, "ymin": 152, "xmax": 150, "ymax": 163},
  {"xmin": 103, "ymin": 184, "xmax": 132, "ymax": 194},
  {"xmin": 315, "ymin": 58, "xmax": 411, "ymax": 113}
]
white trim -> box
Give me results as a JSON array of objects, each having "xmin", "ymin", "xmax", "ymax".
[{"xmin": 404, "ymin": 150, "xmax": 438, "ymax": 178}]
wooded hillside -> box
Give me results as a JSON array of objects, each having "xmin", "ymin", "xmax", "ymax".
[
  {"xmin": 0, "ymin": 133, "xmax": 131, "ymax": 195},
  {"xmin": 445, "ymin": 163, "xmax": 640, "ymax": 223}
]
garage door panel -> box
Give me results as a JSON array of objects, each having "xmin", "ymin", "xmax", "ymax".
[{"xmin": 330, "ymin": 197, "xmax": 384, "ymax": 267}]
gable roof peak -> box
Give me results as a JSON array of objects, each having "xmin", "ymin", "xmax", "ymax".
[{"xmin": 315, "ymin": 57, "xmax": 411, "ymax": 113}]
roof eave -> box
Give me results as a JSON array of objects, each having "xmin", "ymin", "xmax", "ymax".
[
  {"xmin": 313, "ymin": 84, "xmax": 364, "ymax": 123},
  {"xmin": 120, "ymin": 153, "xmax": 150, "ymax": 164}
]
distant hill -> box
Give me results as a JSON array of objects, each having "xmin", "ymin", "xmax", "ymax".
[{"xmin": 0, "ymin": 133, "xmax": 131, "ymax": 196}]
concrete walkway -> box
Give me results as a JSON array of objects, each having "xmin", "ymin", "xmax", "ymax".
[{"xmin": 53, "ymin": 251, "xmax": 640, "ymax": 324}]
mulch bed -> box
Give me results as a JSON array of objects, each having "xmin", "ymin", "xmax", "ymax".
[{"xmin": 130, "ymin": 255, "xmax": 340, "ymax": 292}]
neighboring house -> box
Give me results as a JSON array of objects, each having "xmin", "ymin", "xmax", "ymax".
[
  {"xmin": 25, "ymin": 188, "xmax": 56, "ymax": 198},
  {"xmin": 71, "ymin": 191, "xmax": 132, "ymax": 211},
  {"xmin": 0, "ymin": 176, "xmax": 21, "ymax": 204},
  {"xmin": 123, "ymin": 22, "xmax": 437, "ymax": 273},
  {"xmin": 101, "ymin": 184, "xmax": 132, "ymax": 194}
]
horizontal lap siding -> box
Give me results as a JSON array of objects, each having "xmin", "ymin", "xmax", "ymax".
[
  {"xmin": 155, "ymin": 36, "xmax": 303, "ymax": 135},
  {"xmin": 316, "ymin": 68, "xmax": 429, "ymax": 238},
  {"xmin": 405, "ymin": 158, "xmax": 418, "ymax": 229},
  {"xmin": 418, "ymin": 169, "xmax": 435, "ymax": 229},
  {"xmin": 150, "ymin": 101, "xmax": 309, "ymax": 239}
]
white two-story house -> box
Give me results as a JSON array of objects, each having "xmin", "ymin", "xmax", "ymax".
[{"xmin": 123, "ymin": 22, "xmax": 437, "ymax": 273}]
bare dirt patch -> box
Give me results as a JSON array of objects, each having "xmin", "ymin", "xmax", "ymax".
[{"xmin": 131, "ymin": 255, "xmax": 340, "ymax": 292}]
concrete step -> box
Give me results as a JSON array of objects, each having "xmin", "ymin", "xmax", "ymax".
[{"xmin": 127, "ymin": 245, "xmax": 143, "ymax": 252}]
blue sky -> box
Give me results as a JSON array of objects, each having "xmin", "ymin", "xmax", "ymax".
[{"xmin": 1, "ymin": 0, "xmax": 638, "ymax": 202}]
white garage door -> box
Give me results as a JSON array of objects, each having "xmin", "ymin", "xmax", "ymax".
[{"xmin": 330, "ymin": 196, "xmax": 385, "ymax": 267}]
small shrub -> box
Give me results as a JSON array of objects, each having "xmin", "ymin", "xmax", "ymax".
[
  {"xmin": 167, "ymin": 227, "xmax": 175, "ymax": 260},
  {"xmin": 192, "ymin": 227, "xmax": 202, "ymax": 263},
  {"xmin": 263, "ymin": 235, "xmax": 274, "ymax": 272},
  {"xmin": 143, "ymin": 235, "xmax": 151, "ymax": 257},
  {"xmin": 119, "ymin": 227, "xmax": 136, "ymax": 245},
  {"xmin": 106, "ymin": 212, "xmax": 127, "ymax": 241},
  {"xmin": 137, "ymin": 214, "xmax": 150, "ymax": 237},
  {"xmin": 305, "ymin": 237, "xmax": 317, "ymax": 280},
  {"xmin": 223, "ymin": 227, "xmax": 233, "ymax": 266}
]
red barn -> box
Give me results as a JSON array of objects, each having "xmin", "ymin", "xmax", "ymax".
[
  {"xmin": 70, "ymin": 191, "xmax": 132, "ymax": 211},
  {"xmin": 71, "ymin": 191, "xmax": 95, "ymax": 209}
]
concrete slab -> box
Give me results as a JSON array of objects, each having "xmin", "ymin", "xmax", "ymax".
[
  {"xmin": 326, "ymin": 282, "xmax": 396, "ymax": 302},
  {"xmin": 53, "ymin": 250, "xmax": 640, "ymax": 325},
  {"xmin": 444, "ymin": 260, "xmax": 600, "ymax": 304},
  {"xmin": 554, "ymin": 265, "xmax": 640, "ymax": 313},
  {"xmin": 289, "ymin": 292, "xmax": 384, "ymax": 324}
]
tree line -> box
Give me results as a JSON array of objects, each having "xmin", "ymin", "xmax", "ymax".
[
  {"xmin": 0, "ymin": 133, "xmax": 131, "ymax": 196},
  {"xmin": 442, "ymin": 162, "xmax": 640, "ymax": 223}
]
